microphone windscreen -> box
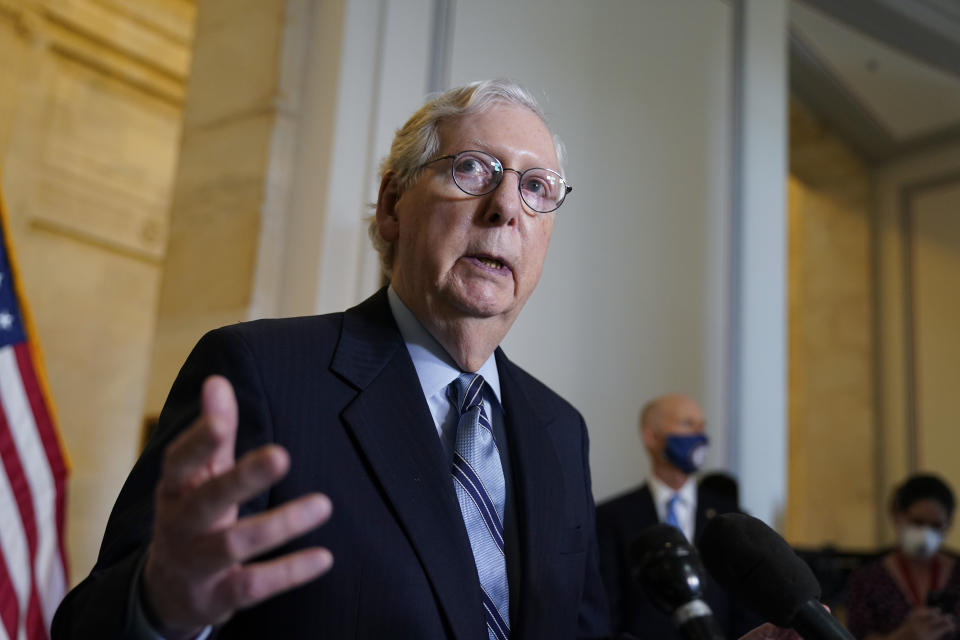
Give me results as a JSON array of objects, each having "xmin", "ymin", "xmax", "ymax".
[
  {"xmin": 629, "ymin": 524, "xmax": 707, "ymax": 614},
  {"xmin": 629, "ymin": 523, "xmax": 689, "ymax": 573},
  {"xmin": 699, "ymin": 513, "xmax": 821, "ymax": 627}
]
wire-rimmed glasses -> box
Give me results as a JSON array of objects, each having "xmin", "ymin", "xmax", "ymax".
[{"xmin": 421, "ymin": 149, "xmax": 572, "ymax": 213}]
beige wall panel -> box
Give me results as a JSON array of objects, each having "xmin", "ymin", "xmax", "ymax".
[
  {"xmin": 28, "ymin": 55, "xmax": 180, "ymax": 259},
  {"xmin": 93, "ymin": 0, "xmax": 195, "ymax": 45},
  {"xmin": 875, "ymin": 181, "xmax": 911, "ymax": 524},
  {"xmin": 0, "ymin": 7, "xmax": 33, "ymax": 155},
  {"xmin": 787, "ymin": 180, "xmax": 876, "ymax": 547},
  {"xmin": 41, "ymin": 0, "xmax": 190, "ymax": 78},
  {"xmin": 181, "ymin": 0, "xmax": 285, "ymax": 129},
  {"xmin": 144, "ymin": 112, "xmax": 275, "ymax": 417},
  {"xmin": 787, "ymin": 101, "xmax": 876, "ymax": 548},
  {"xmin": 44, "ymin": 19, "xmax": 186, "ymax": 104},
  {"xmin": 144, "ymin": 0, "xmax": 286, "ymax": 416},
  {"xmin": 911, "ymin": 181, "xmax": 960, "ymax": 547}
]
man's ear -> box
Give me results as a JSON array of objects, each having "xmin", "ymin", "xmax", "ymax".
[
  {"xmin": 641, "ymin": 422, "xmax": 657, "ymax": 451},
  {"xmin": 376, "ymin": 172, "xmax": 401, "ymax": 243}
]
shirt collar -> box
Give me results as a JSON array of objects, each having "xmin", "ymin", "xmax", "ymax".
[
  {"xmin": 387, "ymin": 286, "xmax": 502, "ymax": 407},
  {"xmin": 649, "ymin": 473, "xmax": 697, "ymax": 507}
]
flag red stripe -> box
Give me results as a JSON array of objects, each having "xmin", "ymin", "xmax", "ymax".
[
  {"xmin": 12, "ymin": 345, "xmax": 65, "ymax": 480},
  {"xmin": 13, "ymin": 343, "xmax": 68, "ymax": 577},
  {"xmin": 25, "ymin": 588, "xmax": 47, "ymax": 640},
  {"xmin": 1, "ymin": 346, "xmax": 66, "ymax": 638},
  {"xmin": 0, "ymin": 545, "xmax": 19, "ymax": 639},
  {"xmin": 0, "ymin": 384, "xmax": 41, "ymax": 638},
  {"xmin": 0, "ymin": 395, "xmax": 39, "ymax": 562}
]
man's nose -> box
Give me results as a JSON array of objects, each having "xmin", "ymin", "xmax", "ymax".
[{"xmin": 483, "ymin": 170, "xmax": 525, "ymax": 226}]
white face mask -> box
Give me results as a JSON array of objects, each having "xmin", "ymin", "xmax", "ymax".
[{"xmin": 899, "ymin": 524, "xmax": 944, "ymax": 560}]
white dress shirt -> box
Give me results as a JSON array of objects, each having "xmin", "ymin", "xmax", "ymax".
[{"xmin": 648, "ymin": 474, "xmax": 698, "ymax": 542}]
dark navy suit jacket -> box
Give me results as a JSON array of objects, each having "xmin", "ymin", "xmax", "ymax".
[
  {"xmin": 596, "ymin": 483, "xmax": 762, "ymax": 639},
  {"xmin": 53, "ymin": 289, "xmax": 611, "ymax": 639}
]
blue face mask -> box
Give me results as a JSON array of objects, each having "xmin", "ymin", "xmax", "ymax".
[{"xmin": 664, "ymin": 434, "xmax": 709, "ymax": 474}]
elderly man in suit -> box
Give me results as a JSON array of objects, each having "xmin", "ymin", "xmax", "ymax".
[
  {"xmin": 596, "ymin": 394, "xmax": 761, "ymax": 638},
  {"xmin": 53, "ymin": 79, "xmax": 606, "ymax": 640},
  {"xmin": 54, "ymin": 81, "xmax": 799, "ymax": 640}
]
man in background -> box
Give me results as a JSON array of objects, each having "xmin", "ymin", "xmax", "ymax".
[{"xmin": 596, "ymin": 393, "xmax": 760, "ymax": 638}]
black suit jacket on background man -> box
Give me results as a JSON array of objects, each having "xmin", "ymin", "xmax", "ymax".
[
  {"xmin": 52, "ymin": 289, "xmax": 610, "ymax": 639},
  {"xmin": 596, "ymin": 483, "xmax": 761, "ymax": 639}
]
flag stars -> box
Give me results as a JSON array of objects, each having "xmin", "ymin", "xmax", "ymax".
[{"xmin": 0, "ymin": 311, "xmax": 13, "ymax": 330}]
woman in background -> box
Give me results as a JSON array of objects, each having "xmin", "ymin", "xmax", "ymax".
[{"xmin": 847, "ymin": 474, "xmax": 959, "ymax": 640}]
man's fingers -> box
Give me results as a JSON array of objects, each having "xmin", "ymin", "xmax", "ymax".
[
  {"xmin": 159, "ymin": 376, "xmax": 239, "ymax": 495},
  {"xmin": 159, "ymin": 416, "xmax": 230, "ymax": 495},
  {"xmin": 192, "ymin": 492, "xmax": 332, "ymax": 571},
  {"xmin": 199, "ymin": 375, "xmax": 239, "ymax": 471},
  {"xmin": 177, "ymin": 445, "xmax": 290, "ymax": 532},
  {"xmin": 202, "ymin": 375, "xmax": 238, "ymax": 428},
  {"xmin": 212, "ymin": 547, "xmax": 334, "ymax": 614},
  {"xmin": 221, "ymin": 493, "xmax": 332, "ymax": 563}
]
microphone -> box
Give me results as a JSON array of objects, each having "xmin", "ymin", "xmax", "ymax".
[
  {"xmin": 629, "ymin": 524, "xmax": 725, "ymax": 640},
  {"xmin": 699, "ymin": 513, "xmax": 854, "ymax": 640}
]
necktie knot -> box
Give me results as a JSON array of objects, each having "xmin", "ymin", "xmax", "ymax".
[{"xmin": 454, "ymin": 373, "xmax": 485, "ymax": 415}]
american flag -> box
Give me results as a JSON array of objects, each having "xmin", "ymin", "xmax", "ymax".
[{"xmin": 0, "ymin": 185, "xmax": 69, "ymax": 639}]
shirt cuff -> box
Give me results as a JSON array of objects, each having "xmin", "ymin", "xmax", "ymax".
[{"xmin": 128, "ymin": 552, "xmax": 213, "ymax": 640}]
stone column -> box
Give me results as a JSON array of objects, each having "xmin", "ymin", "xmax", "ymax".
[{"xmin": 144, "ymin": 0, "xmax": 347, "ymax": 415}]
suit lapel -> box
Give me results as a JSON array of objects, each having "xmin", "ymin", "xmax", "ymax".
[
  {"xmin": 637, "ymin": 484, "xmax": 660, "ymax": 530},
  {"xmin": 332, "ymin": 290, "xmax": 485, "ymax": 640},
  {"xmin": 496, "ymin": 351, "xmax": 565, "ymax": 637}
]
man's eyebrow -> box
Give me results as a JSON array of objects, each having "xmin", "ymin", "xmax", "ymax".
[{"xmin": 466, "ymin": 140, "xmax": 492, "ymax": 152}]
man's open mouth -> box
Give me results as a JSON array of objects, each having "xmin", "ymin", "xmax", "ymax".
[{"xmin": 476, "ymin": 256, "xmax": 505, "ymax": 269}]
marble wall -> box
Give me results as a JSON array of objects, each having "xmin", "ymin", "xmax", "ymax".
[
  {"xmin": 144, "ymin": 0, "xmax": 291, "ymax": 418},
  {"xmin": 786, "ymin": 100, "xmax": 878, "ymax": 548},
  {"xmin": 0, "ymin": 0, "xmax": 195, "ymax": 583}
]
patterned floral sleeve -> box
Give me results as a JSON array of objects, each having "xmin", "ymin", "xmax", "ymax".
[
  {"xmin": 845, "ymin": 556, "xmax": 917, "ymax": 640},
  {"xmin": 845, "ymin": 562, "xmax": 878, "ymax": 640}
]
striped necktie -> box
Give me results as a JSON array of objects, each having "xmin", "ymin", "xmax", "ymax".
[{"xmin": 450, "ymin": 373, "xmax": 510, "ymax": 640}]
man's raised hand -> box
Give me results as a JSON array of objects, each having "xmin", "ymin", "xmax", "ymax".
[{"xmin": 142, "ymin": 375, "xmax": 333, "ymax": 639}]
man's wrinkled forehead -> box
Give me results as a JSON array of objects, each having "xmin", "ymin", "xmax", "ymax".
[{"xmin": 437, "ymin": 105, "xmax": 561, "ymax": 171}]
